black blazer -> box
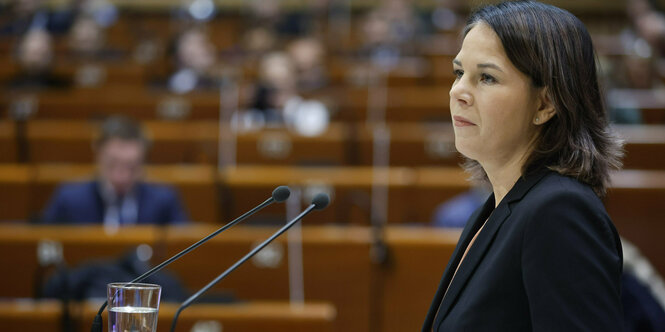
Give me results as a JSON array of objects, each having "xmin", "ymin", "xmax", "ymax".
[{"xmin": 422, "ymin": 170, "xmax": 623, "ymax": 331}]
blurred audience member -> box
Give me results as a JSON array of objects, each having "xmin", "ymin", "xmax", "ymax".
[
  {"xmin": 602, "ymin": 31, "xmax": 650, "ymax": 124},
  {"xmin": 624, "ymin": 0, "xmax": 665, "ymax": 90},
  {"xmin": 431, "ymin": 187, "xmax": 489, "ymax": 228},
  {"xmin": 166, "ymin": 26, "xmax": 224, "ymax": 93},
  {"xmin": 287, "ymin": 37, "xmax": 328, "ymax": 91},
  {"xmin": 67, "ymin": 15, "xmax": 120, "ymax": 60},
  {"xmin": 628, "ymin": 0, "xmax": 665, "ymax": 55},
  {"xmin": 0, "ymin": 0, "xmax": 76, "ymax": 36},
  {"xmin": 69, "ymin": 16, "xmax": 104, "ymax": 56},
  {"xmin": 360, "ymin": 0, "xmax": 423, "ymax": 60},
  {"xmin": 79, "ymin": 0, "xmax": 118, "ymax": 28},
  {"xmin": 241, "ymin": 51, "xmax": 329, "ymax": 136},
  {"xmin": 43, "ymin": 116, "xmax": 189, "ymax": 225},
  {"xmin": 245, "ymin": 0, "xmax": 311, "ymax": 37},
  {"xmin": 173, "ymin": 0, "xmax": 217, "ymax": 23},
  {"xmin": 588, "ymin": 0, "xmax": 665, "ymax": 124},
  {"xmin": 7, "ymin": 28, "xmax": 71, "ymax": 90},
  {"xmin": 249, "ymin": 51, "xmax": 298, "ymax": 122},
  {"xmin": 242, "ymin": 27, "xmax": 277, "ymax": 60},
  {"xmin": 429, "ymin": 0, "xmax": 464, "ymax": 33},
  {"xmin": 65, "ymin": 15, "xmax": 127, "ymax": 88},
  {"xmin": 421, "ymin": 0, "xmax": 465, "ymax": 55}
]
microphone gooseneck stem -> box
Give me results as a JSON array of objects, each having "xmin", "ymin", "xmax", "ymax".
[
  {"xmin": 169, "ymin": 204, "xmax": 317, "ymax": 332},
  {"xmin": 92, "ymin": 196, "xmax": 276, "ymax": 331}
]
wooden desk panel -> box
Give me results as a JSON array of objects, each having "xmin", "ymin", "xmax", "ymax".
[
  {"xmin": 0, "ymin": 300, "xmax": 336, "ymax": 332},
  {"xmin": 143, "ymin": 165, "xmax": 220, "ymax": 223},
  {"xmin": 314, "ymin": 86, "xmax": 452, "ymax": 122},
  {"xmin": 606, "ymin": 170, "xmax": 665, "ymax": 276},
  {"xmin": 24, "ymin": 120, "xmax": 350, "ymax": 166},
  {"xmin": 87, "ymin": 301, "xmax": 336, "ymax": 332},
  {"xmin": 0, "ymin": 300, "xmax": 63, "ymax": 332},
  {"xmin": 0, "ymin": 121, "xmax": 17, "ymax": 163},
  {"xmin": 26, "ymin": 120, "xmax": 219, "ymax": 164},
  {"xmin": 234, "ymin": 124, "xmax": 351, "ymax": 166},
  {"xmin": 26, "ymin": 121, "xmax": 97, "ymax": 163},
  {"xmin": 1, "ymin": 89, "xmax": 222, "ymax": 121},
  {"xmin": 606, "ymin": 170, "xmax": 665, "ymax": 223},
  {"xmin": 164, "ymin": 225, "xmax": 373, "ymax": 332},
  {"xmin": 381, "ymin": 228, "xmax": 461, "ymax": 332},
  {"xmin": 430, "ymin": 54, "xmax": 457, "ymax": 85},
  {"xmin": 220, "ymin": 166, "xmax": 417, "ymax": 224},
  {"xmin": 616, "ymin": 125, "xmax": 665, "ymax": 170},
  {"xmin": 355, "ymin": 123, "xmax": 462, "ymax": 167},
  {"xmin": 0, "ymin": 165, "xmax": 33, "ymax": 221},
  {"xmin": 640, "ymin": 108, "xmax": 665, "ymax": 124}
]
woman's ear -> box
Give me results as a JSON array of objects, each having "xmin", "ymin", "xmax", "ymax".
[{"xmin": 533, "ymin": 88, "xmax": 556, "ymax": 125}]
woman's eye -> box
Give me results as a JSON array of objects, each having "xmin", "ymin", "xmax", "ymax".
[
  {"xmin": 480, "ymin": 73, "xmax": 497, "ymax": 84},
  {"xmin": 453, "ymin": 69, "xmax": 464, "ymax": 79}
]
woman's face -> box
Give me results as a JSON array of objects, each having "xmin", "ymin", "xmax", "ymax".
[{"xmin": 450, "ymin": 23, "xmax": 542, "ymax": 168}]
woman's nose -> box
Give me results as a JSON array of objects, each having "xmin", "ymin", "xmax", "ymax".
[{"xmin": 449, "ymin": 79, "xmax": 473, "ymax": 107}]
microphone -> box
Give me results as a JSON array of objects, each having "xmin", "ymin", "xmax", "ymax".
[
  {"xmin": 169, "ymin": 193, "xmax": 330, "ymax": 332},
  {"xmin": 90, "ymin": 186, "xmax": 291, "ymax": 332}
]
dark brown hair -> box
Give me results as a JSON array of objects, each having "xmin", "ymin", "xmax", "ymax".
[
  {"xmin": 95, "ymin": 116, "xmax": 150, "ymax": 151},
  {"xmin": 461, "ymin": 0, "xmax": 623, "ymax": 197}
]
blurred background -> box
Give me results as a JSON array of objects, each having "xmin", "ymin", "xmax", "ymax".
[{"xmin": 1, "ymin": 0, "xmax": 665, "ymax": 331}]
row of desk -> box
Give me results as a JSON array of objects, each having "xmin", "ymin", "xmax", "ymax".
[
  {"xmin": 5, "ymin": 84, "xmax": 665, "ymax": 124},
  {"xmin": 1, "ymin": 85, "xmax": 454, "ymax": 122},
  {"xmin": 0, "ymin": 224, "xmax": 461, "ymax": 332},
  {"xmin": 3, "ymin": 219, "xmax": 662, "ymax": 331},
  {"xmin": 0, "ymin": 163, "xmax": 663, "ymax": 280},
  {"xmin": 1, "ymin": 163, "xmax": 663, "ymax": 227},
  {"xmin": 0, "ymin": 53, "xmax": 457, "ymax": 86},
  {"xmin": 0, "ymin": 299, "xmax": 336, "ymax": 332},
  {"xmin": 0, "ymin": 164, "xmax": 468, "ymax": 225},
  {"xmin": 4, "ymin": 87, "xmax": 665, "ymax": 124},
  {"xmin": 2, "ymin": 121, "xmax": 664, "ymax": 170}
]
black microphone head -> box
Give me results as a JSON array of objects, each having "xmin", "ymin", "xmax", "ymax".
[
  {"xmin": 272, "ymin": 186, "xmax": 291, "ymax": 202},
  {"xmin": 311, "ymin": 193, "xmax": 330, "ymax": 210}
]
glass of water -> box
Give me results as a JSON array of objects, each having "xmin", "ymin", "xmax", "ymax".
[{"xmin": 107, "ymin": 282, "xmax": 161, "ymax": 332}]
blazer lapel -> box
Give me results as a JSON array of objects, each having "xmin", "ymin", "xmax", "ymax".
[
  {"xmin": 421, "ymin": 196, "xmax": 496, "ymax": 331},
  {"xmin": 429, "ymin": 169, "xmax": 551, "ymax": 329},
  {"xmin": 433, "ymin": 200, "xmax": 511, "ymax": 325}
]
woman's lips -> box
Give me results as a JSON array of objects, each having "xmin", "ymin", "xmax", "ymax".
[{"xmin": 453, "ymin": 116, "xmax": 476, "ymax": 127}]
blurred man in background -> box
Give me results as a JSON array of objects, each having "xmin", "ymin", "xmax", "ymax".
[
  {"xmin": 42, "ymin": 116, "xmax": 189, "ymax": 225},
  {"xmin": 8, "ymin": 27, "xmax": 72, "ymax": 90}
]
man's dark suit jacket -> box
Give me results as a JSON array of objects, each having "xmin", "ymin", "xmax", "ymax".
[
  {"xmin": 42, "ymin": 180, "xmax": 188, "ymax": 225},
  {"xmin": 422, "ymin": 169, "xmax": 623, "ymax": 331}
]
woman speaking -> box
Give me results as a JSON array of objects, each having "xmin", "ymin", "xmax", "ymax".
[{"xmin": 422, "ymin": 1, "xmax": 624, "ymax": 331}]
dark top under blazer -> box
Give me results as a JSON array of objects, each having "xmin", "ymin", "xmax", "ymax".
[
  {"xmin": 422, "ymin": 169, "xmax": 623, "ymax": 331},
  {"xmin": 42, "ymin": 180, "xmax": 189, "ymax": 225}
]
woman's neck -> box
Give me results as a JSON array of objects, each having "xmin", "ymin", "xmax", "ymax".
[{"xmin": 482, "ymin": 153, "xmax": 527, "ymax": 208}]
